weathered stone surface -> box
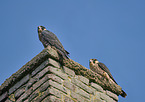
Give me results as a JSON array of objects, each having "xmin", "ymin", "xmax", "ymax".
[
  {"xmin": 47, "ymin": 74, "xmax": 63, "ymax": 84},
  {"xmin": 63, "ymin": 66, "xmax": 75, "ymax": 77},
  {"xmin": 5, "ymin": 99, "xmax": 12, "ymax": 102},
  {"xmin": 9, "ymin": 74, "xmax": 29, "ymax": 95},
  {"xmin": 48, "ymin": 58, "xmax": 60, "ymax": 68},
  {"xmin": 49, "ymin": 80, "xmax": 68, "ymax": 94},
  {"xmin": 26, "ymin": 78, "xmax": 37, "ymax": 90},
  {"xmin": 75, "ymin": 87, "xmax": 90, "ymax": 99},
  {"xmin": 32, "ymin": 66, "xmax": 63, "ymax": 84},
  {"xmin": 32, "ymin": 86, "xmax": 62, "ymax": 102},
  {"xmin": 100, "ymin": 93, "xmax": 115, "ymax": 102},
  {"xmin": 95, "ymin": 91, "xmax": 101, "ymax": 99},
  {"xmin": 71, "ymin": 78, "xmax": 95, "ymax": 95},
  {"xmin": 45, "ymin": 46, "xmax": 60, "ymax": 60},
  {"xmin": 23, "ymin": 99, "xmax": 28, "ymax": 102},
  {"xmin": 94, "ymin": 98, "xmax": 105, "ymax": 102},
  {"xmin": 49, "ymin": 67, "xmax": 68, "ymax": 80},
  {"xmin": 48, "ymin": 87, "xmax": 62, "ymax": 98},
  {"xmin": 42, "ymin": 95, "xmax": 61, "ymax": 102},
  {"xmin": 14, "ymin": 87, "xmax": 25, "ymax": 99},
  {"xmin": 16, "ymin": 87, "xmax": 33, "ymax": 102},
  {"xmin": 63, "ymin": 80, "xmax": 76, "ymax": 92},
  {"xmin": 28, "ymin": 91, "xmax": 39, "ymax": 102},
  {"xmin": 31, "ymin": 60, "xmax": 49, "ymax": 77},
  {"xmin": 0, "ymin": 91, "xmax": 8, "ymax": 102},
  {"xmin": 39, "ymin": 81, "xmax": 49, "ymax": 93},
  {"xmin": 32, "ymin": 66, "xmax": 50, "ymax": 80},
  {"xmin": 90, "ymin": 82, "xmax": 104, "ymax": 93},
  {"xmin": 32, "ymin": 74, "xmax": 50, "ymax": 91},
  {"xmin": 64, "ymin": 96, "xmax": 74, "ymax": 102},
  {"xmin": 71, "ymin": 91, "xmax": 85, "ymax": 102},
  {"xmin": 106, "ymin": 90, "xmax": 118, "ymax": 101},
  {"xmin": 76, "ymin": 75, "xmax": 89, "ymax": 85}
]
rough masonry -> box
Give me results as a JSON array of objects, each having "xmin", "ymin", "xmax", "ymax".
[{"xmin": 0, "ymin": 46, "xmax": 122, "ymax": 102}]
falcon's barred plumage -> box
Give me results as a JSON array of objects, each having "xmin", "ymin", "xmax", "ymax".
[
  {"xmin": 89, "ymin": 59, "xmax": 127, "ymax": 98},
  {"xmin": 38, "ymin": 26, "xmax": 69, "ymax": 59}
]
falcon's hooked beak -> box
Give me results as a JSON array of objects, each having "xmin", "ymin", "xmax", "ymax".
[{"xmin": 89, "ymin": 59, "xmax": 94, "ymax": 67}]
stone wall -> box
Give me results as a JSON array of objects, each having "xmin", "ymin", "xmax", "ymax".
[{"xmin": 0, "ymin": 46, "xmax": 120, "ymax": 102}]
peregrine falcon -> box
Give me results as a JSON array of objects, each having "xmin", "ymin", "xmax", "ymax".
[
  {"xmin": 38, "ymin": 26, "xmax": 69, "ymax": 59},
  {"xmin": 89, "ymin": 59, "xmax": 127, "ymax": 98}
]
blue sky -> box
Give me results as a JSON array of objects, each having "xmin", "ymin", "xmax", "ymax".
[{"xmin": 0, "ymin": 1, "xmax": 145, "ymax": 102}]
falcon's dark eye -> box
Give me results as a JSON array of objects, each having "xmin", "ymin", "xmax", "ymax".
[
  {"xmin": 92, "ymin": 59, "xmax": 97, "ymax": 63},
  {"xmin": 41, "ymin": 26, "xmax": 46, "ymax": 30},
  {"xmin": 93, "ymin": 60, "xmax": 96, "ymax": 63}
]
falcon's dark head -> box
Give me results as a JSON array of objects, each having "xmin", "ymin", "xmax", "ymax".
[
  {"xmin": 89, "ymin": 59, "xmax": 99, "ymax": 66},
  {"xmin": 38, "ymin": 26, "xmax": 46, "ymax": 33}
]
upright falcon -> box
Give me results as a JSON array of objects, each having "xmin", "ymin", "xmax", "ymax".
[
  {"xmin": 38, "ymin": 26, "xmax": 69, "ymax": 59},
  {"xmin": 89, "ymin": 59, "xmax": 127, "ymax": 98}
]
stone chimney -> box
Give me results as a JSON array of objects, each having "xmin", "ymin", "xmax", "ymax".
[{"xmin": 0, "ymin": 46, "xmax": 123, "ymax": 102}]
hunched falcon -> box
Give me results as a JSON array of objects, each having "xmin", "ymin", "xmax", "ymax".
[
  {"xmin": 38, "ymin": 26, "xmax": 69, "ymax": 59},
  {"xmin": 89, "ymin": 59, "xmax": 127, "ymax": 98}
]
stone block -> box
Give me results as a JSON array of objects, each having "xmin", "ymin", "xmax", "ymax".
[
  {"xmin": 9, "ymin": 74, "xmax": 29, "ymax": 95},
  {"xmin": 5, "ymin": 99, "xmax": 12, "ymax": 102},
  {"xmin": 39, "ymin": 81, "xmax": 49, "ymax": 93},
  {"xmin": 32, "ymin": 90, "xmax": 48, "ymax": 102},
  {"xmin": 23, "ymin": 99, "xmax": 28, "ymax": 102},
  {"xmin": 31, "ymin": 60, "xmax": 49, "ymax": 77},
  {"xmin": 49, "ymin": 67, "xmax": 68, "ymax": 80},
  {"xmin": 32, "ymin": 74, "xmax": 50, "ymax": 91},
  {"xmin": 90, "ymin": 82, "xmax": 104, "ymax": 93},
  {"xmin": 71, "ymin": 78, "xmax": 95, "ymax": 95},
  {"xmin": 33, "ymin": 67, "xmax": 63, "ymax": 84},
  {"xmin": 16, "ymin": 87, "xmax": 33, "ymax": 102},
  {"xmin": 95, "ymin": 91, "xmax": 101, "ymax": 99},
  {"xmin": 32, "ymin": 86, "xmax": 62, "ymax": 102},
  {"xmin": 106, "ymin": 90, "xmax": 118, "ymax": 101},
  {"xmin": 64, "ymin": 96, "xmax": 74, "ymax": 102},
  {"xmin": 33, "ymin": 66, "xmax": 50, "ymax": 80},
  {"xmin": 42, "ymin": 95, "xmax": 61, "ymax": 102},
  {"xmin": 76, "ymin": 75, "xmax": 89, "ymax": 85},
  {"xmin": 26, "ymin": 78, "xmax": 37, "ymax": 90},
  {"xmin": 49, "ymin": 87, "xmax": 62, "ymax": 98},
  {"xmin": 100, "ymin": 93, "xmax": 115, "ymax": 102},
  {"xmin": 47, "ymin": 74, "xmax": 63, "ymax": 84},
  {"xmin": 63, "ymin": 66, "xmax": 75, "ymax": 77},
  {"xmin": 0, "ymin": 91, "xmax": 8, "ymax": 102},
  {"xmin": 49, "ymin": 80, "xmax": 68, "ymax": 94},
  {"xmin": 75, "ymin": 87, "xmax": 90, "ymax": 99},
  {"xmin": 71, "ymin": 91, "xmax": 85, "ymax": 102},
  {"xmin": 63, "ymin": 80, "xmax": 76, "ymax": 92},
  {"xmin": 94, "ymin": 98, "xmax": 105, "ymax": 102},
  {"xmin": 14, "ymin": 87, "xmax": 25, "ymax": 99},
  {"xmin": 48, "ymin": 58, "xmax": 60, "ymax": 68},
  {"xmin": 28, "ymin": 91, "xmax": 39, "ymax": 102}
]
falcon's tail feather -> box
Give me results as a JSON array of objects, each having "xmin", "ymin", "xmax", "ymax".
[
  {"xmin": 65, "ymin": 50, "xmax": 70, "ymax": 55},
  {"xmin": 121, "ymin": 90, "xmax": 127, "ymax": 98},
  {"xmin": 57, "ymin": 49, "xmax": 69, "ymax": 59}
]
